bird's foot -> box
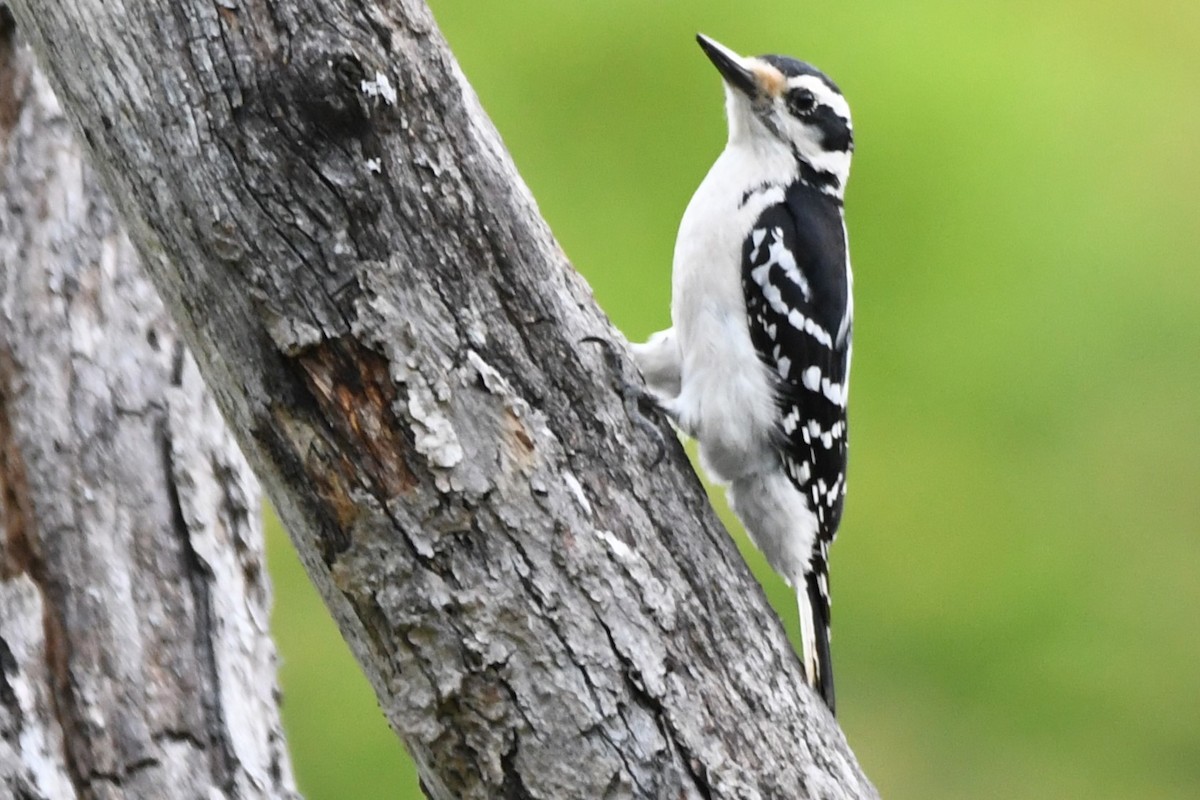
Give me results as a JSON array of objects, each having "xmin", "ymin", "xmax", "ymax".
[{"xmin": 581, "ymin": 335, "xmax": 669, "ymax": 467}]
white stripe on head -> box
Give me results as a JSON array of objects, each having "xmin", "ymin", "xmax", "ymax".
[
  {"xmin": 805, "ymin": 148, "xmax": 852, "ymax": 189},
  {"xmin": 787, "ymin": 75, "xmax": 853, "ymax": 128}
]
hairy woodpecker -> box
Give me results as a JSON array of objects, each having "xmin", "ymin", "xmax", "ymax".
[{"xmin": 631, "ymin": 34, "xmax": 854, "ymax": 714}]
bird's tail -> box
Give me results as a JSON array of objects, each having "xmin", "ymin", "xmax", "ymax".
[{"xmin": 798, "ymin": 553, "xmax": 836, "ymax": 715}]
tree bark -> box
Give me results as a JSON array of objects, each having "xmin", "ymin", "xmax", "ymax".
[
  {"xmin": 0, "ymin": 13, "xmax": 298, "ymax": 800},
  {"xmin": 8, "ymin": 1, "xmax": 879, "ymax": 798}
]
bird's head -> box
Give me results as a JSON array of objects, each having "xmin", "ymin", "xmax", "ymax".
[{"xmin": 697, "ymin": 34, "xmax": 853, "ymax": 197}]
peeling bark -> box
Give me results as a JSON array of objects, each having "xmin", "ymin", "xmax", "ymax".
[
  {"xmin": 8, "ymin": 1, "xmax": 880, "ymax": 798},
  {"xmin": 0, "ymin": 14, "xmax": 297, "ymax": 799}
]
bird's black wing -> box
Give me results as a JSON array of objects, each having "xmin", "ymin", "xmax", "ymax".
[{"xmin": 741, "ymin": 181, "xmax": 852, "ymax": 713}]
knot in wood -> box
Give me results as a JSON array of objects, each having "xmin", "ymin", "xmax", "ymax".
[{"xmin": 287, "ymin": 49, "xmax": 373, "ymax": 141}]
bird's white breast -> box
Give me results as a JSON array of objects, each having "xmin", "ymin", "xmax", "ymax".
[{"xmin": 669, "ymin": 140, "xmax": 797, "ymax": 482}]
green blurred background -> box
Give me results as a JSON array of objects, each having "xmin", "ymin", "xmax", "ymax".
[{"xmin": 265, "ymin": 1, "xmax": 1200, "ymax": 797}]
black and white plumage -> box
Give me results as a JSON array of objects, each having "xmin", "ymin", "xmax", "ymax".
[{"xmin": 631, "ymin": 34, "xmax": 854, "ymax": 714}]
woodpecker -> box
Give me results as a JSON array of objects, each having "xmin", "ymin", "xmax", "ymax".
[{"xmin": 631, "ymin": 34, "xmax": 854, "ymax": 714}]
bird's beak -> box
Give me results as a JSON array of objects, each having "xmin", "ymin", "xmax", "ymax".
[
  {"xmin": 696, "ymin": 34, "xmax": 784, "ymax": 99},
  {"xmin": 696, "ymin": 34, "xmax": 765, "ymax": 98}
]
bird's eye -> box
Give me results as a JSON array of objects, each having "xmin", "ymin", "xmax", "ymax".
[{"xmin": 786, "ymin": 89, "xmax": 815, "ymax": 115}]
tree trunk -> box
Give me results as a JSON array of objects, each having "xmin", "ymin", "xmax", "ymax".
[
  {"xmin": 7, "ymin": 1, "xmax": 879, "ymax": 798},
  {"xmin": 0, "ymin": 14, "xmax": 298, "ymax": 800}
]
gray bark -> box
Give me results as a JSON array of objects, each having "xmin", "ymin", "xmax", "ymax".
[
  {"xmin": 8, "ymin": 1, "xmax": 880, "ymax": 798},
  {"xmin": 0, "ymin": 14, "xmax": 298, "ymax": 800}
]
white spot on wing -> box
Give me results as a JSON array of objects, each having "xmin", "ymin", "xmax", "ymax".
[
  {"xmin": 751, "ymin": 227, "xmax": 767, "ymax": 258},
  {"xmin": 802, "ymin": 366, "xmax": 822, "ymax": 391},
  {"xmin": 804, "ymin": 317, "xmax": 832, "ymax": 347},
  {"xmin": 767, "ymin": 234, "xmax": 811, "ymax": 301},
  {"xmin": 821, "ymin": 378, "xmax": 846, "ymax": 407}
]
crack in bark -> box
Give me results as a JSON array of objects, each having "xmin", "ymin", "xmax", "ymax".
[
  {"xmin": 594, "ymin": 612, "xmax": 715, "ymax": 800},
  {"xmin": 0, "ymin": 350, "xmax": 34, "ymax": 583},
  {"xmin": 159, "ymin": 359, "xmax": 238, "ymax": 795},
  {"xmin": 10, "ymin": 780, "xmax": 49, "ymax": 800},
  {"xmin": 0, "ymin": 8, "xmax": 20, "ymax": 138},
  {"xmin": 0, "ymin": 633, "xmax": 19, "ymax": 732},
  {"xmin": 0, "ymin": 346, "xmax": 87, "ymax": 798},
  {"xmin": 502, "ymin": 519, "xmax": 667, "ymax": 799},
  {"xmin": 499, "ymin": 739, "xmax": 532, "ymax": 800}
]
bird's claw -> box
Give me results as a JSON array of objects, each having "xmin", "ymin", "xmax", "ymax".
[{"xmin": 581, "ymin": 336, "xmax": 668, "ymax": 467}]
